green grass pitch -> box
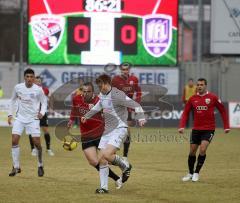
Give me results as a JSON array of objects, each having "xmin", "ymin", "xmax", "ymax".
[{"xmin": 0, "ymin": 127, "xmax": 239, "ymax": 202}]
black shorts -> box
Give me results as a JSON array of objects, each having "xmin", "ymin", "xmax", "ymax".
[
  {"xmin": 40, "ymin": 113, "xmax": 48, "ymax": 127},
  {"xmin": 190, "ymin": 130, "xmax": 215, "ymax": 145},
  {"xmin": 81, "ymin": 138, "xmax": 101, "ymax": 150}
]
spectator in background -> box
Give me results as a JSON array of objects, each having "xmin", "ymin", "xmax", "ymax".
[
  {"xmin": 0, "ymin": 85, "xmax": 4, "ymax": 98},
  {"xmin": 182, "ymin": 78, "xmax": 197, "ymax": 105},
  {"xmin": 182, "ymin": 78, "xmax": 197, "ymax": 128}
]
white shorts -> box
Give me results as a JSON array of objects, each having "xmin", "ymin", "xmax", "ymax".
[
  {"xmin": 98, "ymin": 128, "xmax": 128, "ymax": 149},
  {"xmin": 12, "ymin": 119, "xmax": 41, "ymax": 137}
]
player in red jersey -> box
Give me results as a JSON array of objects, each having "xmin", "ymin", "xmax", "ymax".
[
  {"xmin": 112, "ymin": 62, "xmax": 142, "ymax": 161},
  {"xmin": 29, "ymin": 76, "xmax": 54, "ymax": 156},
  {"xmin": 67, "ymin": 82, "xmax": 122, "ymax": 189},
  {"xmin": 178, "ymin": 78, "xmax": 230, "ymax": 182}
]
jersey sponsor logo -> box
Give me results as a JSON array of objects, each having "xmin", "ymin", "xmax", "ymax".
[
  {"xmin": 196, "ymin": 106, "xmax": 208, "ymax": 110},
  {"xmin": 142, "ymin": 14, "xmax": 172, "ymax": 57},
  {"xmin": 30, "ymin": 14, "xmax": 65, "ymax": 54},
  {"xmin": 205, "ymin": 98, "xmax": 211, "ymax": 104}
]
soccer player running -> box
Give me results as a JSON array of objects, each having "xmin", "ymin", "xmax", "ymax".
[
  {"xmin": 67, "ymin": 82, "xmax": 122, "ymax": 189},
  {"xmin": 81, "ymin": 74, "xmax": 146, "ymax": 193},
  {"xmin": 112, "ymin": 62, "xmax": 142, "ymax": 161},
  {"xmin": 8, "ymin": 68, "xmax": 47, "ymax": 177},
  {"xmin": 178, "ymin": 78, "xmax": 230, "ymax": 182},
  {"xmin": 29, "ymin": 76, "xmax": 54, "ymax": 156}
]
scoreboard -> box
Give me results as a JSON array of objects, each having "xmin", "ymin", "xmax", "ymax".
[{"xmin": 28, "ymin": 0, "xmax": 178, "ymax": 65}]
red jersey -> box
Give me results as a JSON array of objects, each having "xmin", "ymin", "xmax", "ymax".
[
  {"xmin": 112, "ymin": 74, "xmax": 142, "ymax": 103},
  {"xmin": 70, "ymin": 94, "xmax": 104, "ymax": 141},
  {"xmin": 179, "ymin": 92, "xmax": 229, "ymax": 130},
  {"xmin": 42, "ymin": 86, "xmax": 49, "ymax": 96}
]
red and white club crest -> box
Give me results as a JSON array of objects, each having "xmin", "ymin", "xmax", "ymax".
[
  {"xmin": 205, "ymin": 98, "xmax": 211, "ymax": 104},
  {"xmin": 30, "ymin": 14, "xmax": 65, "ymax": 54}
]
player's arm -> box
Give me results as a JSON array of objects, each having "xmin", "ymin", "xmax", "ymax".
[
  {"xmin": 115, "ymin": 90, "xmax": 146, "ymax": 126},
  {"xmin": 135, "ymin": 78, "xmax": 142, "ymax": 103},
  {"xmin": 178, "ymin": 98, "xmax": 192, "ymax": 133},
  {"xmin": 39, "ymin": 89, "xmax": 47, "ymax": 119},
  {"xmin": 81, "ymin": 100, "xmax": 102, "ymax": 123},
  {"xmin": 215, "ymin": 97, "xmax": 230, "ymax": 133},
  {"xmin": 8, "ymin": 86, "xmax": 17, "ymax": 125}
]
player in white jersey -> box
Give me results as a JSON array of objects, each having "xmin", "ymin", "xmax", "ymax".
[
  {"xmin": 81, "ymin": 74, "xmax": 146, "ymax": 193},
  {"xmin": 8, "ymin": 68, "xmax": 47, "ymax": 177}
]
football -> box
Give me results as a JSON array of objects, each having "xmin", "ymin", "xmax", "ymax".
[{"xmin": 62, "ymin": 138, "xmax": 79, "ymax": 151}]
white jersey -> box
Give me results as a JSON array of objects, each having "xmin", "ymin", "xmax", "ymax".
[
  {"xmin": 85, "ymin": 87, "xmax": 145, "ymax": 131},
  {"xmin": 8, "ymin": 83, "xmax": 47, "ymax": 123}
]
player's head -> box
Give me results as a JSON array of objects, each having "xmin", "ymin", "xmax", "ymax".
[
  {"xmin": 119, "ymin": 62, "xmax": 132, "ymax": 77},
  {"xmin": 35, "ymin": 76, "xmax": 42, "ymax": 86},
  {"xmin": 24, "ymin": 68, "xmax": 35, "ymax": 87},
  {"xmin": 188, "ymin": 78, "xmax": 194, "ymax": 87},
  {"xmin": 197, "ymin": 78, "xmax": 207, "ymax": 94},
  {"xmin": 95, "ymin": 74, "xmax": 111, "ymax": 94},
  {"xmin": 82, "ymin": 82, "xmax": 94, "ymax": 102}
]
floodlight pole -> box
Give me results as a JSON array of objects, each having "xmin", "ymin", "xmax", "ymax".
[
  {"xmin": 19, "ymin": 0, "xmax": 24, "ymax": 83},
  {"xmin": 196, "ymin": 0, "xmax": 203, "ymax": 78}
]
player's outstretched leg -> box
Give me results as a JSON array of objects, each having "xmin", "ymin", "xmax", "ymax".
[{"xmin": 112, "ymin": 154, "xmax": 132, "ymax": 183}]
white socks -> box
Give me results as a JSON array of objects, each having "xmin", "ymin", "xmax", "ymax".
[
  {"xmin": 99, "ymin": 164, "xmax": 109, "ymax": 190},
  {"xmin": 12, "ymin": 145, "xmax": 20, "ymax": 169}
]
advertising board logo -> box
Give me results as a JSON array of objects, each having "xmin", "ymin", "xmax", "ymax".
[
  {"xmin": 196, "ymin": 106, "xmax": 208, "ymax": 111},
  {"xmin": 142, "ymin": 14, "xmax": 172, "ymax": 57},
  {"xmin": 30, "ymin": 14, "xmax": 65, "ymax": 54},
  {"xmin": 39, "ymin": 69, "xmax": 57, "ymax": 88}
]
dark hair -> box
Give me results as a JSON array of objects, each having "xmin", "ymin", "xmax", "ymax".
[
  {"xmin": 96, "ymin": 74, "xmax": 111, "ymax": 85},
  {"xmin": 119, "ymin": 62, "xmax": 132, "ymax": 70},
  {"xmin": 24, "ymin": 68, "xmax": 35, "ymax": 76},
  {"xmin": 197, "ymin": 78, "xmax": 207, "ymax": 85},
  {"xmin": 188, "ymin": 78, "xmax": 194, "ymax": 82},
  {"xmin": 35, "ymin": 75, "xmax": 42, "ymax": 80},
  {"xmin": 83, "ymin": 82, "xmax": 94, "ymax": 91}
]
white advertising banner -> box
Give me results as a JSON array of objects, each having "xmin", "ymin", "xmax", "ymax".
[
  {"xmin": 211, "ymin": 0, "xmax": 240, "ymax": 54},
  {"xmin": 34, "ymin": 67, "xmax": 179, "ymax": 95},
  {"xmin": 229, "ymin": 102, "xmax": 240, "ymax": 128},
  {"xmin": 0, "ymin": 99, "xmax": 10, "ymax": 126}
]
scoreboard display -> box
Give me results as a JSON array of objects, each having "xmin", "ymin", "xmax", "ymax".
[{"xmin": 28, "ymin": 0, "xmax": 178, "ymax": 65}]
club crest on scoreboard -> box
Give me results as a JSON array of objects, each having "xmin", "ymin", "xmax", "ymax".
[
  {"xmin": 142, "ymin": 14, "xmax": 172, "ymax": 58},
  {"xmin": 30, "ymin": 14, "xmax": 65, "ymax": 54}
]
